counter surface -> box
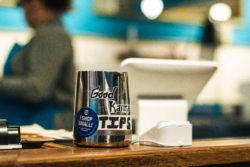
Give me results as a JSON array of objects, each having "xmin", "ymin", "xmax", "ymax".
[{"xmin": 1, "ymin": 138, "xmax": 250, "ymax": 167}]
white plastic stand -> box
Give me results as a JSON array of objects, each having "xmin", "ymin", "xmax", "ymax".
[
  {"xmin": 138, "ymin": 121, "xmax": 192, "ymax": 147},
  {"xmin": 135, "ymin": 99, "xmax": 188, "ymax": 139}
]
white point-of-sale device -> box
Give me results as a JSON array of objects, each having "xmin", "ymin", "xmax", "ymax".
[
  {"xmin": 119, "ymin": 58, "xmax": 217, "ymax": 142},
  {"xmin": 138, "ymin": 121, "xmax": 192, "ymax": 147}
]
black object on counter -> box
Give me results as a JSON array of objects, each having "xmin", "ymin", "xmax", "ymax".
[{"xmin": 0, "ymin": 119, "xmax": 22, "ymax": 149}]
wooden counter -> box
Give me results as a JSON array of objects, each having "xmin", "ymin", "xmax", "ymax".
[{"xmin": 1, "ymin": 138, "xmax": 250, "ymax": 167}]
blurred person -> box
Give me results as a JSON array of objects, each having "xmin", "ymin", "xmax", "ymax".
[{"xmin": 0, "ymin": 0, "xmax": 75, "ymax": 130}]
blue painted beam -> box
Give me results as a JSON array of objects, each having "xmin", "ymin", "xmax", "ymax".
[
  {"xmin": 0, "ymin": 0, "xmax": 225, "ymax": 43},
  {"xmin": 233, "ymin": 0, "xmax": 250, "ymax": 45},
  {"xmin": 0, "ymin": 6, "xmax": 27, "ymax": 30}
]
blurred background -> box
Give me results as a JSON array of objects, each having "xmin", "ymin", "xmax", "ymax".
[{"xmin": 0, "ymin": 0, "xmax": 250, "ymax": 139}]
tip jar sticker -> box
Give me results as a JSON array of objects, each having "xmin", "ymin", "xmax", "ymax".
[
  {"xmin": 73, "ymin": 71, "xmax": 132, "ymax": 147},
  {"xmin": 76, "ymin": 107, "xmax": 99, "ymax": 137}
]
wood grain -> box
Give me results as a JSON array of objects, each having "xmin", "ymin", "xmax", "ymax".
[{"xmin": 1, "ymin": 138, "xmax": 250, "ymax": 167}]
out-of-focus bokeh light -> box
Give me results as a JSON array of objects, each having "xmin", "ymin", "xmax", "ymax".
[
  {"xmin": 141, "ymin": 0, "xmax": 164, "ymax": 20},
  {"xmin": 209, "ymin": 3, "xmax": 232, "ymax": 22}
]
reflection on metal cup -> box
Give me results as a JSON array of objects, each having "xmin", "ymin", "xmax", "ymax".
[{"xmin": 73, "ymin": 71, "xmax": 132, "ymax": 147}]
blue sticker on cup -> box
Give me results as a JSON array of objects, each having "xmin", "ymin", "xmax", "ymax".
[{"xmin": 76, "ymin": 107, "xmax": 99, "ymax": 137}]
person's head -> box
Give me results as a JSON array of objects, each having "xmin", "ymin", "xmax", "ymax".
[{"xmin": 17, "ymin": 0, "xmax": 71, "ymax": 28}]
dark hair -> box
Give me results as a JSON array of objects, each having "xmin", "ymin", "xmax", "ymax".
[
  {"xmin": 42, "ymin": 0, "xmax": 72, "ymax": 13},
  {"xmin": 17, "ymin": 0, "xmax": 72, "ymax": 13}
]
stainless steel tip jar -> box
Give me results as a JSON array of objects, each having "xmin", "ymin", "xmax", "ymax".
[{"xmin": 73, "ymin": 71, "xmax": 132, "ymax": 147}]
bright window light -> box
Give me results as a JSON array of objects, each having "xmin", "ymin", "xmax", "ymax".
[
  {"xmin": 141, "ymin": 0, "xmax": 164, "ymax": 20},
  {"xmin": 209, "ymin": 3, "xmax": 232, "ymax": 22}
]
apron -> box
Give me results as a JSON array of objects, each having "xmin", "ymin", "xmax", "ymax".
[{"xmin": 0, "ymin": 43, "xmax": 65, "ymax": 129}]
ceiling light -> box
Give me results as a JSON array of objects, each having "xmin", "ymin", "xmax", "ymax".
[
  {"xmin": 209, "ymin": 3, "xmax": 232, "ymax": 22},
  {"xmin": 141, "ymin": 0, "xmax": 164, "ymax": 20}
]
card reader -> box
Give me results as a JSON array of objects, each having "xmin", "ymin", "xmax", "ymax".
[{"xmin": 133, "ymin": 121, "xmax": 192, "ymax": 147}]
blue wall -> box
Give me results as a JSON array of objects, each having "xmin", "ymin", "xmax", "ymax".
[
  {"xmin": 233, "ymin": 0, "xmax": 250, "ymax": 45},
  {"xmin": 0, "ymin": 0, "xmax": 249, "ymax": 45},
  {"xmin": 0, "ymin": 0, "xmax": 203, "ymax": 42},
  {"xmin": 0, "ymin": 6, "xmax": 26, "ymax": 30},
  {"xmin": 61, "ymin": 0, "xmax": 203, "ymax": 42}
]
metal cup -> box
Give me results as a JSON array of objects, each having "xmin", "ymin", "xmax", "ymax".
[{"xmin": 73, "ymin": 71, "xmax": 132, "ymax": 147}]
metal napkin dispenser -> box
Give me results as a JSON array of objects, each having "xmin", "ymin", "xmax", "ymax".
[
  {"xmin": 0, "ymin": 119, "xmax": 22, "ymax": 149},
  {"xmin": 73, "ymin": 71, "xmax": 132, "ymax": 147}
]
